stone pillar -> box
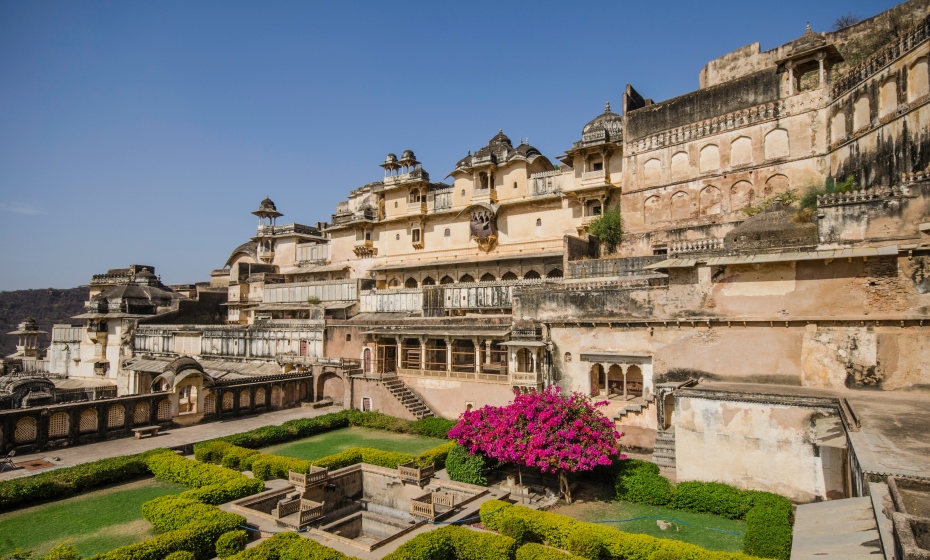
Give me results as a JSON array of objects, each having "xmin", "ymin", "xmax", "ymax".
[
  {"xmin": 396, "ymin": 339, "xmax": 404, "ymax": 372},
  {"xmin": 786, "ymin": 61, "xmax": 796, "ymax": 95},
  {"xmin": 484, "ymin": 340, "xmax": 492, "ymax": 365},
  {"xmin": 622, "ymin": 364, "xmax": 629, "ymax": 401},
  {"xmin": 445, "ymin": 338, "xmax": 453, "ymax": 375},
  {"xmin": 419, "ymin": 337, "xmax": 427, "ymax": 371},
  {"xmin": 474, "ymin": 339, "xmax": 481, "ymax": 374},
  {"xmin": 817, "ymin": 52, "xmax": 826, "ymax": 86}
]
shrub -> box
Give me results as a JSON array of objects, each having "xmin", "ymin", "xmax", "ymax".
[
  {"xmin": 249, "ymin": 455, "xmax": 312, "ymax": 481},
  {"xmin": 347, "ymin": 410, "xmax": 412, "ymax": 433},
  {"xmin": 142, "ymin": 495, "xmax": 242, "ymax": 532},
  {"xmin": 164, "ymin": 552, "xmax": 196, "ymax": 560},
  {"xmin": 410, "ymin": 417, "xmax": 456, "ymax": 439},
  {"xmin": 614, "ymin": 462, "xmax": 794, "ymax": 559},
  {"xmin": 216, "ymin": 530, "xmax": 249, "ymax": 558},
  {"xmin": 499, "ymin": 516, "xmax": 530, "ymax": 545},
  {"xmin": 446, "ymin": 444, "xmax": 489, "ymax": 485},
  {"xmin": 671, "ymin": 481, "xmax": 753, "ymax": 520},
  {"xmin": 226, "ymin": 532, "xmax": 356, "ymax": 560},
  {"xmin": 515, "ymin": 543, "xmax": 585, "ymax": 560},
  {"xmin": 479, "ymin": 500, "xmax": 760, "ymax": 560},
  {"xmin": 145, "ymin": 451, "xmax": 263, "ymax": 504},
  {"xmin": 415, "ymin": 441, "xmax": 455, "ymax": 470},
  {"xmin": 92, "ymin": 516, "xmax": 244, "ymax": 560},
  {"xmin": 614, "ymin": 459, "xmax": 673, "ymax": 506},
  {"xmin": 384, "ymin": 526, "xmax": 517, "ymax": 560},
  {"xmin": 742, "ymin": 492, "xmax": 793, "ymax": 560},
  {"xmin": 0, "ymin": 450, "xmax": 159, "ymax": 512},
  {"xmin": 588, "ymin": 207, "xmax": 623, "ymax": 252}
]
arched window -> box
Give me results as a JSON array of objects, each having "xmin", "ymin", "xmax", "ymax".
[
  {"xmin": 461, "ymin": 189, "xmax": 466, "ymax": 197},
  {"xmin": 422, "ymin": 276, "xmax": 435, "ymax": 286},
  {"xmin": 535, "ymin": 218, "xmax": 542, "ymax": 227},
  {"xmin": 523, "ymin": 270, "xmax": 541, "ymax": 280},
  {"xmin": 546, "ymin": 268, "xmax": 563, "ymax": 278},
  {"xmin": 444, "ymin": 228, "xmax": 451, "ymax": 237},
  {"xmin": 459, "ymin": 274, "xmax": 474, "ymax": 283},
  {"xmin": 480, "ymin": 273, "xmax": 496, "ymax": 282},
  {"xmin": 440, "ymin": 275, "xmax": 455, "ymax": 284},
  {"xmin": 405, "ymin": 277, "xmax": 418, "ymax": 289},
  {"xmin": 513, "ymin": 181, "xmax": 518, "ymax": 189},
  {"xmin": 501, "ymin": 271, "xmax": 518, "ymax": 281}
]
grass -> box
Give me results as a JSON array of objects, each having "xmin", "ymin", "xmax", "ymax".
[
  {"xmin": 0, "ymin": 477, "xmax": 185, "ymax": 557},
  {"xmin": 261, "ymin": 426, "xmax": 444, "ymax": 461},
  {"xmin": 549, "ymin": 497, "xmax": 746, "ymax": 553}
]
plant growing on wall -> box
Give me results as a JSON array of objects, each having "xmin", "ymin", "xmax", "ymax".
[
  {"xmin": 449, "ymin": 386, "xmax": 623, "ymax": 503},
  {"xmin": 587, "ymin": 207, "xmax": 623, "ymax": 253}
]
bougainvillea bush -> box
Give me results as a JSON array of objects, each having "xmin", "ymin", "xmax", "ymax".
[{"xmin": 449, "ymin": 386, "xmax": 623, "ymax": 502}]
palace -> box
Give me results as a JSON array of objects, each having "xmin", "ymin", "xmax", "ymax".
[{"xmin": 3, "ymin": 0, "xmax": 930, "ymax": 516}]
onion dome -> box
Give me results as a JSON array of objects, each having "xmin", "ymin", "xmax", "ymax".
[
  {"xmin": 489, "ymin": 129, "xmax": 513, "ymax": 149},
  {"xmin": 384, "ymin": 153, "xmax": 398, "ymax": 165},
  {"xmin": 582, "ymin": 101, "xmax": 623, "ymax": 142},
  {"xmin": 251, "ymin": 196, "xmax": 283, "ymax": 218}
]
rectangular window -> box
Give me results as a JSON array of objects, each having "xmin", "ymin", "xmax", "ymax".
[
  {"xmin": 412, "ymin": 229, "xmax": 421, "ymax": 243},
  {"xmin": 362, "ymin": 397, "xmax": 372, "ymax": 411},
  {"xmin": 593, "ymin": 162, "xmax": 603, "ymax": 171}
]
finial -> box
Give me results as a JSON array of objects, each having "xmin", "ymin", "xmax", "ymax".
[
  {"xmin": 805, "ymin": 22, "xmax": 811, "ymax": 33},
  {"xmin": 606, "ymin": 100, "xmax": 611, "ymax": 112}
]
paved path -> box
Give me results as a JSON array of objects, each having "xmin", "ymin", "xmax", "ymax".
[
  {"xmin": 0, "ymin": 405, "xmax": 344, "ymax": 481},
  {"xmin": 790, "ymin": 497, "xmax": 882, "ymax": 559}
]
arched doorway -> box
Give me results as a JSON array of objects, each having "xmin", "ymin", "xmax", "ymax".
[
  {"xmin": 516, "ymin": 348, "xmax": 534, "ymax": 373},
  {"xmin": 318, "ymin": 373, "xmax": 344, "ymax": 403},
  {"xmin": 178, "ymin": 384, "xmax": 198, "ymax": 414},
  {"xmin": 626, "ymin": 365, "xmax": 644, "ymax": 397},
  {"xmin": 607, "ymin": 365, "xmax": 624, "ymax": 397},
  {"xmin": 589, "ymin": 364, "xmax": 605, "ymax": 396},
  {"xmin": 362, "ymin": 347, "xmax": 372, "ymax": 373}
]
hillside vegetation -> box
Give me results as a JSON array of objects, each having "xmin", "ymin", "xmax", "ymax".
[{"xmin": 0, "ymin": 287, "xmax": 86, "ymax": 357}]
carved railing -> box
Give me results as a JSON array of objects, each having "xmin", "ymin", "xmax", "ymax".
[
  {"xmin": 831, "ymin": 14, "xmax": 930, "ymax": 99},
  {"xmin": 668, "ymin": 238, "xmax": 725, "ymax": 254},
  {"xmin": 410, "ymin": 495, "xmax": 435, "ymax": 519},
  {"xmin": 432, "ymin": 492, "xmax": 455, "ymax": 507},
  {"xmin": 817, "ymin": 184, "xmax": 910, "ymax": 207},
  {"xmin": 289, "ymin": 467, "xmax": 328, "ymax": 489},
  {"xmin": 299, "ymin": 499, "xmax": 324, "ymax": 524},
  {"xmin": 511, "ymin": 372, "xmax": 541, "ymax": 385},
  {"xmin": 629, "ymin": 102, "xmax": 784, "ymax": 154},
  {"xmin": 275, "ymin": 497, "xmax": 300, "ymax": 518},
  {"xmin": 399, "ymin": 462, "xmax": 434, "ymax": 483}
]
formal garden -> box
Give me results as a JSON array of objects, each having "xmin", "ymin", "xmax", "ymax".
[{"xmin": 0, "ymin": 388, "xmax": 794, "ymax": 560}]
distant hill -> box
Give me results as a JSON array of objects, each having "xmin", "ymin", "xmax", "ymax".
[{"xmin": 0, "ymin": 287, "xmax": 87, "ymax": 357}]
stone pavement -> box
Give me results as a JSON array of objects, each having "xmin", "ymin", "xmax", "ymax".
[
  {"xmin": 790, "ymin": 497, "xmax": 883, "ymax": 559},
  {"xmin": 0, "ymin": 405, "xmax": 344, "ymax": 481}
]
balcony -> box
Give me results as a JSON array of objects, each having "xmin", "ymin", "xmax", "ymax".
[
  {"xmin": 330, "ymin": 208, "xmax": 377, "ymax": 226},
  {"xmin": 353, "ymin": 239, "xmax": 377, "ymax": 258},
  {"xmin": 581, "ymin": 169, "xmax": 607, "ymax": 185},
  {"xmin": 407, "ymin": 201, "xmax": 427, "ymax": 215},
  {"xmin": 472, "ymin": 188, "xmax": 497, "ymax": 204}
]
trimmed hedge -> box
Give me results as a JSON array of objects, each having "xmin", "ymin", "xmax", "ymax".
[
  {"xmin": 383, "ymin": 526, "xmax": 518, "ymax": 560},
  {"xmin": 614, "ymin": 459, "xmax": 794, "ymax": 560},
  {"xmin": 479, "ymin": 500, "xmax": 761, "ymax": 560},
  {"xmin": 410, "ymin": 417, "xmax": 457, "ymax": 439},
  {"xmin": 226, "ymin": 532, "xmax": 358, "ymax": 560},
  {"xmin": 165, "ymin": 552, "xmax": 196, "ymax": 560},
  {"xmin": 0, "ymin": 450, "xmax": 161, "ymax": 512},
  {"xmin": 446, "ymin": 444, "xmax": 489, "ymax": 486},
  {"xmin": 145, "ymin": 450, "xmax": 264, "ymax": 504},
  {"xmin": 215, "ymin": 530, "xmax": 248, "ymax": 558},
  {"xmin": 142, "ymin": 495, "xmax": 242, "ymax": 532},
  {"xmin": 87, "ymin": 518, "xmax": 242, "ymax": 560},
  {"xmin": 515, "ymin": 543, "xmax": 586, "ymax": 560}
]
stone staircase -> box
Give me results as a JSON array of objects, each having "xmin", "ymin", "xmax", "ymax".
[
  {"xmin": 382, "ymin": 375, "xmax": 435, "ymax": 419},
  {"xmin": 653, "ymin": 429, "xmax": 676, "ymax": 468},
  {"xmin": 612, "ymin": 395, "xmax": 654, "ymax": 421}
]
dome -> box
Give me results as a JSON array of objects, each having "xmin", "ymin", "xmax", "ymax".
[
  {"xmin": 132, "ymin": 270, "xmax": 158, "ymax": 286},
  {"xmin": 401, "ymin": 149, "xmax": 415, "ymax": 160},
  {"xmin": 258, "ymin": 197, "xmax": 277, "ymax": 212},
  {"xmin": 581, "ymin": 102, "xmax": 623, "ymax": 141},
  {"xmin": 18, "ymin": 318, "xmax": 38, "ymax": 331},
  {"xmin": 489, "ymin": 129, "xmax": 513, "ymax": 148},
  {"xmin": 384, "ymin": 153, "xmax": 398, "ymax": 164}
]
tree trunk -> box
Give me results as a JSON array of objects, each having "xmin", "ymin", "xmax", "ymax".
[{"xmin": 559, "ymin": 470, "xmax": 572, "ymax": 504}]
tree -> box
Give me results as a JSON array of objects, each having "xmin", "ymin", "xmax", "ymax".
[
  {"xmin": 832, "ymin": 12, "xmax": 861, "ymax": 31},
  {"xmin": 588, "ymin": 207, "xmax": 623, "ymax": 253},
  {"xmin": 449, "ymin": 386, "xmax": 623, "ymax": 503}
]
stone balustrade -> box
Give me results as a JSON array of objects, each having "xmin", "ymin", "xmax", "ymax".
[
  {"xmin": 831, "ymin": 14, "xmax": 930, "ymax": 99},
  {"xmin": 817, "ymin": 185, "xmax": 911, "ymax": 207},
  {"xmin": 668, "ymin": 238, "xmax": 725, "ymax": 254}
]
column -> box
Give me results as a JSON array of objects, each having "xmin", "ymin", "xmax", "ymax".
[
  {"xmin": 474, "ymin": 339, "xmax": 481, "ymax": 374},
  {"xmin": 622, "ymin": 365, "xmax": 629, "ymax": 401},
  {"xmin": 396, "ymin": 339, "xmax": 403, "ymax": 372},
  {"xmin": 786, "ymin": 61, "xmax": 795, "ymax": 95},
  {"xmin": 817, "ymin": 52, "xmax": 826, "ymax": 86},
  {"xmin": 419, "ymin": 337, "xmax": 427, "ymax": 372},
  {"xmin": 445, "ymin": 338, "xmax": 453, "ymax": 375},
  {"xmin": 484, "ymin": 340, "xmax": 492, "ymax": 365}
]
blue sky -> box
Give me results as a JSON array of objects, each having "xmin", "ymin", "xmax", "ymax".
[{"xmin": 0, "ymin": 0, "xmax": 903, "ymax": 290}]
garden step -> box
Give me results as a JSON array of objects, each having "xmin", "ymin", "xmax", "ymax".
[
  {"xmin": 653, "ymin": 456, "xmax": 676, "ymax": 468},
  {"xmin": 653, "ymin": 449, "xmax": 676, "ymax": 459}
]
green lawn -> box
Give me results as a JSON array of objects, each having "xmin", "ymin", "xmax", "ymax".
[
  {"xmin": 261, "ymin": 426, "xmax": 445, "ymax": 461},
  {"xmin": 0, "ymin": 477, "xmax": 186, "ymax": 557},
  {"xmin": 549, "ymin": 499, "xmax": 745, "ymax": 553}
]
